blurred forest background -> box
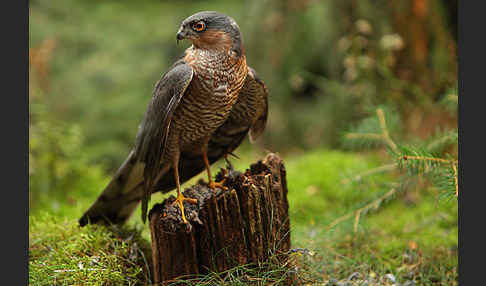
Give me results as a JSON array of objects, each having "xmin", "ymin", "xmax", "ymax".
[{"xmin": 29, "ymin": 0, "xmax": 458, "ymax": 285}]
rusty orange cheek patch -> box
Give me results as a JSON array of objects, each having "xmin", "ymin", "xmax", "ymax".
[{"xmin": 195, "ymin": 30, "xmax": 233, "ymax": 50}]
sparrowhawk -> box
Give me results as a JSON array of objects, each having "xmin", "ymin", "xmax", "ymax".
[{"xmin": 79, "ymin": 11, "xmax": 268, "ymax": 226}]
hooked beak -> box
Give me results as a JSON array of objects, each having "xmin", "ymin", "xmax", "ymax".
[{"xmin": 176, "ymin": 27, "xmax": 186, "ymax": 44}]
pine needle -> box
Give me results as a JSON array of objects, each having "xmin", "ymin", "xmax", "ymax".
[
  {"xmin": 327, "ymin": 188, "xmax": 397, "ymax": 232},
  {"xmin": 400, "ymin": 155, "xmax": 456, "ymax": 165}
]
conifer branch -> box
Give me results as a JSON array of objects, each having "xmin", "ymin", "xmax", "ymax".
[
  {"xmin": 327, "ymin": 213, "xmax": 353, "ymax": 230},
  {"xmin": 345, "ymin": 133, "xmax": 383, "ymax": 140},
  {"xmin": 343, "ymin": 107, "xmax": 398, "ymax": 152},
  {"xmin": 400, "ymin": 155, "xmax": 456, "ymax": 165},
  {"xmin": 452, "ymin": 163, "xmax": 458, "ymax": 197},
  {"xmin": 376, "ymin": 108, "xmax": 398, "ymax": 152},
  {"xmin": 426, "ymin": 131, "xmax": 457, "ymax": 152},
  {"xmin": 341, "ymin": 163, "xmax": 397, "ymax": 185},
  {"xmin": 327, "ymin": 188, "xmax": 397, "ymax": 232}
]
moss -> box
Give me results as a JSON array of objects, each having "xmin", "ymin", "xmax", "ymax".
[
  {"xmin": 29, "ymin": 149, "xmax": 457, "ymax": 285},
  {"xmin": 29, "ymin": 213, "xmax": 152, "ymax": 285}
]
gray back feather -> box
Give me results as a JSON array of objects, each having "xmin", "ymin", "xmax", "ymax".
[
  {"xmin": 134, "ymin": 59, "xmax": 193, "ymax": 222},
  {"xmin": 134, "ymin": 60, "xmax": 193, "ymax": 176}
]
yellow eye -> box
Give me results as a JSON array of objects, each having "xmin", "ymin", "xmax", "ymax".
[{"xmin": 192, "ymin": 21, "xmax": 206, "ymax": 32}]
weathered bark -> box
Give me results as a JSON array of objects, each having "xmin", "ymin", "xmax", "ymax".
[{"xmin": 149, "ymin": 153, "xmax": 291, "ymax": 284}]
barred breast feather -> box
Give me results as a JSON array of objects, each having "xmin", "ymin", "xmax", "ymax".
[
  {"xmin": 155, "ymin": 66, "xmax": 269, "ymax": 193},
  {"xmin": 163, "ymin": 47, "xmax": 248, "ymax": 159}
]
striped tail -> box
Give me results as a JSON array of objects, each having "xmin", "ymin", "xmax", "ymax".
[
  {"xmin": 79, "ymin": 150, "xmax": 146, "ymax": 226},
  {"xmin": 79, "ymin": 144, "xmax": 235, "ymax": 226}
]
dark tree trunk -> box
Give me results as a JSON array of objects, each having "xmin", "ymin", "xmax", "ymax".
[{"xmin": 148, "ymin": 153, "xmax": 291, "ymax": 284}]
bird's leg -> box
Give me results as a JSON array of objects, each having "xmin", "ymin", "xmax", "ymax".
[
  {"xmin": 171, "ymin": 158, "xmax": 197, "ymax": 224},
  {"xmin": 202, "ymin": 145, "xmax": 228, "ymax": 191},
  {"xmin": 224, "ymin": 153, "xmax": 234, "ymax": 171}
]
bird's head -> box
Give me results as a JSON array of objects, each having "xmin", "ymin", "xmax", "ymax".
[{"xmin": 177, "ymin": 11, "xmax": 244, "ymax": 56}]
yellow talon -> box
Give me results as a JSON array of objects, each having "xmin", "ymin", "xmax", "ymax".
[
  {"xmin": 209, "ymin": 178, "xmax": 228, "ymax": 191},
  {"xmin": 172, "ymin": 192, "xmax": 197, "ymax": 224}
]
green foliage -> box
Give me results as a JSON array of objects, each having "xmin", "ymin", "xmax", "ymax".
[
  {"xmin": 29, "ymin": 213, "xmax": 152, "ymax": 285},
  {"xmin": 29, "ymin": 149, "xmax": 457, "ymax": 285},
  {"xmin": 29, "ymin": 0, "xmax": 457, "ymax": 163},
  {"xmin": 440, "ymin": 87, "xmax": 459, "ymax": 115},
  {"xmin": 29, "ymin": 1, "xmax": 457, "ymax": 284},
  {"xmin": 29, "ymin": 93, "xmax": 110, "ymax": 216},
  {"xmin": 284, "ymin": 150, "xmax": 390, "ymax": 226},
  {"xmin": 160, "ymin": 257, "xmax": 300, "ymax": 286},
  {"xmin": 342, "ymin": 105, "xmax": 402, "ymax": 150},
  {"xmin": 342, "ymin": 102, "xmax": 458, "ymax": 201},
  {"xmin": 423, "ymin": 129, "xmax": 459, "ymax": 155},
  {"xmin": 283, "ymin": 150, "xmax": 457, "ymax": 285},
  {"xmin": 245, "ymin": 0, "xmax": 456, "ymax": 150}
]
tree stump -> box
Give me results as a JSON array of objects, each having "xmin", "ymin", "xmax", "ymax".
[{"xmin": 148, "ymin": 153, "xmax": 291, "ymax": 284}]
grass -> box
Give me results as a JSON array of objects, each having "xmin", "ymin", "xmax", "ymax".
[
  {"xmin": 29, "ymin": 1, "xmax": 457, "ymax": 284},
  {"xmin": 29, "ymin": 149, "xmax": 457, "ymax": 285},
  {"xmin": 29, "ymin": 213, "xmax": 152, "ymax": 285}
]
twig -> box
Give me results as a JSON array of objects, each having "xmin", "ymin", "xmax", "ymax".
[
  {"xmin": 452, "ymin": 163, "xmax": 458, "ymax": 197},
  {"xmin": 376, "ymin": 108, "xmax": 398, "ymax": 152},
  {"xmin": 138, "ymin": 245, "xmax": 151, "ymax": 283},
  {"xmin": 327, "ymin": 213, "xmax": 353, "ymax": 230},
  {"xmin": 327, "ymin": 188, "xmax": 397, "ymax": 232},
  {"xmin": 401, "ymin": 155, "xmax": 457, "ymax": 165},
  {"xmin": 400, "ymin": 154, "xmax": 459, "ymax": 197},
  {"xmin": 344, "ymin": 108, "xmax": 398, "ymax": 152},
  {"xmin": 341, "ymin": 163, "xmax": 397, "ymax": 185},
  {"xmin": 446, "ymin": 94, "xmax": 458, "ymax": 103},
  {"xmin": 353, "ymin": 211, "xmax": 361, "ymax": 233},
  {"xmin": 345, "ymin": 133, "xmax": 384, "ymax": 140}
]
